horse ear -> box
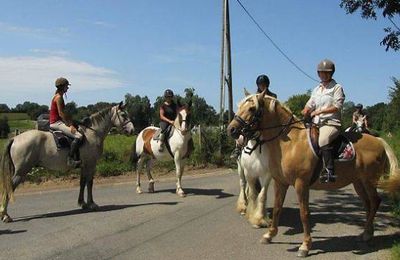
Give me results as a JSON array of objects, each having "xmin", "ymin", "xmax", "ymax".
[
  {"xmin": 244, "ymin": 88, "xmax": 250, "ymax": 97},
  {"xmin": 118, "ymin": 101, "xmax": 125, "ymax": 109},
  {"xmin": 257, "ymin": 89, "xmax": 266, "ymax": 103}
]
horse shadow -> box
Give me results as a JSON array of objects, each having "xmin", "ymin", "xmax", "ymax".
[
  {"xmin": 155, "ymin": 188, "xmax": 235, "ymax": 199},
  {"xmin": 13, "ymin": 201, "xmax": 179, "ymax": 222},
  {"xmin": 0, "ymin": 229, "xmax": 27, "ymax": 236},
  {"xmin": 267, "ymin": 188, "xmax": 400, "ymax": 254}
]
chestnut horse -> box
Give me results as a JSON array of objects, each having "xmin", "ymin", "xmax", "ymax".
[{"xmin": 227, "ymin": 91, "xmax": 400, "ymax": 257}]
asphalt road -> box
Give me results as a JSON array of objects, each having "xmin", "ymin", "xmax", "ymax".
[{"xmin": 0, "ymin": 170, "xmax": 398, "ymax": 260}]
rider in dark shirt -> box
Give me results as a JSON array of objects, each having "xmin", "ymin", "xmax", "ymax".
[{"xmin": 159, "ymin": 89, "xmax": 179, "ymax": 152}]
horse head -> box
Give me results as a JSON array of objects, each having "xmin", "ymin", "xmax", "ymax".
[
  {"xmin": 111, "ymin": 102, "xmax": 135, "ymax": 135},
  {"xmin": 174, "ymin": 100, "xmax": 192, "ymax": 135},
  {"xmin": 227, "ymin": 90, "xmax": 268, "ymax": 139},
  {"xmin": 228, "ymin": 90, "xmax": 286, "ymax": 140}
]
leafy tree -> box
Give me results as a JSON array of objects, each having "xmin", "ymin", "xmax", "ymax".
[
  {"xmin": 342, "ymin": 101, "xmax": 356, "ymax": 129},
  {"xmin": 0, "ymin": 116, "xmax": 10, "ymax": 138},
  {"xmin": 0, "ymin": 104, "xmax": 10, "ymax": 113},
  {"xmin": 383, "ymin": 77, "xmax": 400, "ymax": 130},
  {"xmin": 124, "ymin": 93, "xmax": 152, "ymax": 133},
  {"xmin": 340, "ymin": 0, "xmax": 400, "ymax": 51},
  {"xmin": 285, "ymin": 92, "xmax": 311, "ymax": 117},
  {"xmin": 365, "ymin": 102, "xmax": 387, "ymax": 131}
]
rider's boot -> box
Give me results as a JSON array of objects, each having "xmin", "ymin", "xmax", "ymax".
[
  {"xmin": 158, "ymin": 133, "xmax": 165, "ymax": 152},
  {"xmin": 67, "ymin": 138, "xmax": 81, "ymax": 168},
  {"xmin": 320, "ymin": 144, "xmax": 336, "ymax": 183}
]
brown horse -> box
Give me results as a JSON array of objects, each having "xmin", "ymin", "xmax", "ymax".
[{"xmin": 227, "ymin": 90, "xmax": 400, "ymax": 257}]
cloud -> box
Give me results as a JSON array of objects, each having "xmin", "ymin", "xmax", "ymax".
[
  {"xmin": 30, "ymin": 49, "xmax": 70, "ymax": 56},
  {"xmin": 0, "ymin": 56, "xmax": 124, "ymax": 93},
  {"xmin": 0, "ymin": 21, "xmax": 70, "ymax": 38}
]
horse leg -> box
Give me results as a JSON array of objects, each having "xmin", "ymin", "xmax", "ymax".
[
  {"xmin": 146, "ymin": 159, "xmax": 155, "ymax": 193},
  {"xmin": 136, "ymin": 157, "xmax": 145, "ymax": 194},
  {"xmin": 1, "ymin": 168, "xmax": 30, "ymax": 223},
  {"xmin": 294, "ymin": 179, "xmax": 312, "ymax": 258},
  {"xmin": 261, "ymin": 181, "xmax": 288, "ymax": 244},
  {"xmin": 245, "ymin": 176, "xmax": 259, "ymax": 226},
  {"xmin": 251, "ymin": 175, "xmax": 272, "ymax": 228},
  {"xmin": 78, "ymin": 174, "xmax": 87, "ymax": 209},
  {"xmin": 84, "ymin": 165, "xmax": 98, "ymax": 211},
  {"xmin": 353, "ymin": 180, "xmax": 371, "ymax": 240},
  {"xmin": 174, "ymin": 153, "xmax": 185, "ymax": 197},
  {"xmin": 236, "ymin": 160, "xmax": 247, "ymax": 215},
  {"xmin": 359, "ymin": 181, "xmax": 381, "ymax": 242}
]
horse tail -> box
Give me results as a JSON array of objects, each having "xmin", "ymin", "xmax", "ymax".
[
  {"xmin": 0, "ymin": 139, "xmax": 15, "ymax": 202},
  {"xmin": 130, "ymin": 138, "xmax": 139, "ymax": 171},
  {"xmin": 377, "ymin": 137, "xmax": 400, "ymax": 196}
]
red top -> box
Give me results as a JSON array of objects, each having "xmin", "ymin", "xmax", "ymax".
[{"xmin": 49, "ymin": 97, "xmax": 63, "ymax": 124}]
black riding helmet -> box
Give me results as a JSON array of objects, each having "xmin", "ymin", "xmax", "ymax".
[
  {"xmin": 164, "ymin": 89, "xmax": 174, "ymax": 98},
  {"xmin": 256, "ymin": 74, "xmax": 270, "ymax": 87},
  {"xmin": 355, "ymin": 103, "xmax": 363, "ymax": 109}
]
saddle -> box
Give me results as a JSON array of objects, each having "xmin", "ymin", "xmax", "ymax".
[
  {"xmin": 307, "ymin": 125, "xmax": 360, "ymax": 184},
  {"xmin": 152, "ymin": 125, "xmax": 173, "ymax": 141},
  {"xmin": 50, "ymin": 130, "xmax": 73, "ymax": 149}
]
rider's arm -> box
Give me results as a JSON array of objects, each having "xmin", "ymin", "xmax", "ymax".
[
  {"xmin": 312, "ymin": 85, "xmax": 344, "ymax": 117},
  {"xmin": 160, "ymin": 106, "xmax": 174, "ymax": 124},
  {"xmin": 352, "ymin": 113, "xmax": 357, "ymax": 123}
]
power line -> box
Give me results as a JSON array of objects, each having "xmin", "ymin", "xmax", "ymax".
[
  {"xmin": 388, "ymin": 17, "xmax": 400, "ymax": 31},
  {"xmin": 235, "ymin": 0, "xmax": 319, "ymax": 82}
]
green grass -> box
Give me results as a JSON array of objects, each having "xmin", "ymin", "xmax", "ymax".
[
  {"xmin": 392, "ymin": 241, "xmax": 400, "ymax": 260},
  {"xmin": 0, "ymin": 113, "xmax": 29, "ymax": 120},
  {"xmin": 8, "ymin": 120, "xmax": 36, "ymax": 131}
]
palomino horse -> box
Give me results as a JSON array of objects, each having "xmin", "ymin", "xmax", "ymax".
[
  {"xmin": 227, "ymin": 90, "xmax": 400, "ymax": 257},
  {"xmin": 131, "ymin": 104, "xmax": 193, "ymax": 197},
  {"xmin": 236, "ymin": 138, "xmax": 272, "ymax": 228},
  {"xmin": 0, "ymin": 102, "xmax": 134, "ymax": 222}
]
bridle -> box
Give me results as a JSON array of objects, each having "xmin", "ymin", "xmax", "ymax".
[{"xmin": 113, "ymin": 107, "xmax": 132, "ymax": 130}]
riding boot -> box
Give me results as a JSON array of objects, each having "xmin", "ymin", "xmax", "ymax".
[
  {"xmin": 68, "ymin": 138, "xmax": 81, "ymax": 168},
  {"xmin": 320, "ymin": 144, "xmax": 336, "ymax": 183},
  {"xmin": 158, "ymin": 133, "xmax": 165, "ymax": 152}
]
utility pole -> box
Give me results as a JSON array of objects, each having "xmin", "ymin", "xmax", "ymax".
[{"xmin": 219, "ymin": 0, "xmax": 233, "ymax": 128}]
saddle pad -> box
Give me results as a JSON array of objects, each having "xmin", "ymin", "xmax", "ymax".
[
  {"xmin": 152, "ymin": 125, "xmax": 173, "ymax": 141},
  {"xmin": 307, "ymin": 128, "xmax": 356, "ymax": 162},
  {"xmin": 50, "ymin": 130, "xmax": 72, "ymax": 149}
]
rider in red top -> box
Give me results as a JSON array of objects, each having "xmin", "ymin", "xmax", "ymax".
[{"xmin": 49, "ymin": 77, "xmax": 83, "ymax": 168}]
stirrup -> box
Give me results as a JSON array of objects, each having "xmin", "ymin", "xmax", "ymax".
[{"xmin": 319, "ymin": 169, "xmax": 336, "ymax": 183}]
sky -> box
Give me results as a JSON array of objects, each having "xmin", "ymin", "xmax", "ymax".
[{"xmin": 0, "ymin": 0, "xmax": 398, "ymax": 111}]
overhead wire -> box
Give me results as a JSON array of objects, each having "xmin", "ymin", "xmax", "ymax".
[{"xmin": 234, "ymin": 0, "xmax": 319, "ymax": 82}]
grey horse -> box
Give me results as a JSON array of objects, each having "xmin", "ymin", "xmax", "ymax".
[{"xmin": 0, "ymin": 102, "xmax": 134, "ymax": 222}]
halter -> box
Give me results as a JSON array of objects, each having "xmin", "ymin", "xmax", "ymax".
[{"xmin": 113, "ymin": 107, "xmax": 132, "ymax": 130}]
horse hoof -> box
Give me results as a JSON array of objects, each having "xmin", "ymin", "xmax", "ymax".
[
  {"xmin": 148, "ymin": 182, "xmax": 155, "ymax": 193},
  {"xmin": 297, "ymin": 250, "xmax": 309, "ymax": 258},
  {"xmin": 260, "ymin": 236, "xmax": 272, "ymax": 244},
  {"xmin": 2, "ymin": 214, "xmax": 13, "ymax": 223},
  {"xmin": 176, "ymin": 189, "xmax": 186, "ymax": 197},
  {"xmin": 240, "ymin": 211, "xmax": 246, "ymax": 216},
  {"xmin": 79, "ymin": 202, "xmax": 88, "ymax": 210},
  {"xmin": 136, "ymin": 187, "xmax": 143, "ymax": 194},
  {"xmin": 88, "ymin": 203, "xmax": 99, "ymax": 211},
  {"xmin": 252, "ymin": 224, "xmax": 261, "ymax": 229}
]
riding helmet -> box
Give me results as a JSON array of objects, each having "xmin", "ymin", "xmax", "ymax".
[
  {"xmin": 55, "ymin": 77, "xmax": 71, "ymax": 88},
  {"xmin": 164, "ymin": 89, "xmax": 174, "ymax": 98},
  {"xmin": 256, "ymin": 74, "xmax": 270, "ymax": 86},
  {"xmin": 317, "ymin": 59, "xmax": 335, "ymax": 75}
]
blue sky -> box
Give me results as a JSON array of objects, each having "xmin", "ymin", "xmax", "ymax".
[{"xmin": 0, "ymin": 0, "xmax": 398, "ymax": 111}]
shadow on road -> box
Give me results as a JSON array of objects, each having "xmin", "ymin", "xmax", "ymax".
[
  {"xmin": 155, "ymin": 188, "xmax": 234, "ymax": 199},
  {"xmin": 0, "ymin": 229, "xmax": 27, "ymax": 236},
  {"xmin": 266, "ymin": 188, "xmax": 399, "ymax": 255},
  {"xmin": 13, "ymin": 201, "xmax": 179, "ymax": 222}
]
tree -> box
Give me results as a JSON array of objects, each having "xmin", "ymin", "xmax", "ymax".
[
  {"xmin": 124, "ymin": 93, "xmax": 152, "ymax": 133},
  {"xmin": 340, "ymin": 0, "xmax": 400, "ymax": 51},
  {"xmin": 365, "ymin": 102, "xmax": 387, "ymax": 131},
  {"xmin": 284, "ymin": 92, "xmax": 311, "ymax": 117},
  {"xmin": 0, "ymin": 104, "xmax": 10, "ymax": 113},
  {"xmin": 383, "ymin": 77, "xmax": 400, "ymax": 130},
  {"xmin": 0, "ymin": 116, "xmax": 10, "ymax": 138}
]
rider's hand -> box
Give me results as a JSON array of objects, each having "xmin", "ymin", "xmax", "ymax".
[
  {"xmin": 310, "ymin": 110, "xmax": 321, "ymax": 117},
  {"xmin": 70, "ymin": 126, "xmax": 77, "ymax": 134}
]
